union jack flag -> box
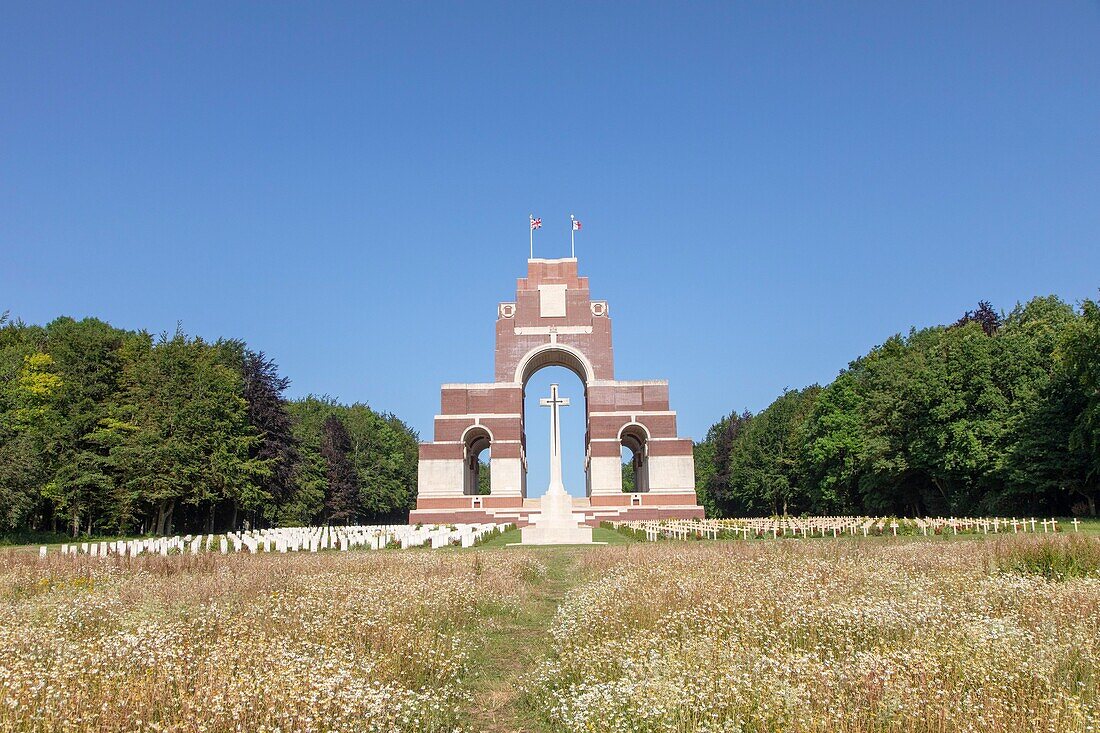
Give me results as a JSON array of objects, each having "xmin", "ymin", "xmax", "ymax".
[{"xmin": 530, "ymin": 216, "xmax": 542, "ymax": 230}]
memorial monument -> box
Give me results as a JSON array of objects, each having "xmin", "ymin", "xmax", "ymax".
[{"xmin": 410, "ymin": 252, "xmax": 705, "ymax": 528}]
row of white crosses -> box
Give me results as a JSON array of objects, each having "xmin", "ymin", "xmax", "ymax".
[
  {"xmin": 612, "ymin": 516, "xmax": 1082, "ymax": 543},
  {"xmin": 38, "ymin": 523, "xmax": 512, "ymax": 559}
]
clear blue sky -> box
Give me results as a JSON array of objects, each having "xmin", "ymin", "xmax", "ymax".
[{"xmin": 3, "ymin": 2, "xmax": 1098, "ymax": 497}]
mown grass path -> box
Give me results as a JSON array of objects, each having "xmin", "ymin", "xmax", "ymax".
[{"xmin": 463, "ymin": 528, "xmax": 626, "ymax": 732}]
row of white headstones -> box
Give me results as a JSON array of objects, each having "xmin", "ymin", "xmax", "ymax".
[
  {"xmin": 615, "ymin": 516, "xmax": 1083, "ymax": 542},
  {"xmin": 37, "ymin": 523, "xmax": 514, "ymax": 559}
]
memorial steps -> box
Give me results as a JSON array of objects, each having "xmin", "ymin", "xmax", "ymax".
[{"xmin": 409, "ymin": 494, "xmax": 706, "ymax": 527}]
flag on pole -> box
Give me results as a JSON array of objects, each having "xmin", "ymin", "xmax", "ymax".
[
  {"xmin": 572, "ymin": 218, "xmax": 582, "ymax": 231},
  {"xmin": 529, "ymin": 214, "xmax": 540, "ymax": 259}
]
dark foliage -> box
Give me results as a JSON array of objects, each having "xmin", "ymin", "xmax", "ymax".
[
  {"xmin": 954, "ymin": 300, "xmax": 1002, "ymax": 336},
  {"xmin": 321, "ymin": 415, "xmax": 360, "ymax": 525},
  {"xmin": 240, "ymin": 349, "xmax": 299, "ymax": 510},
  {"xmin": 704, "ymin": 410, "xmax": 753, "ymax": 514}
]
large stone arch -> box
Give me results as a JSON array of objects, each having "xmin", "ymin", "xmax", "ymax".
[
  {"xmin": 412, "ymin": 256, "xmax": 703, "ymax": 526},
  {"xmin": 518, "ymin": 355, "xmax": 591, "ymax": 499},
  {"xmin": 514, "ymin": 342, "xmax": 596, "ymax": 386}
]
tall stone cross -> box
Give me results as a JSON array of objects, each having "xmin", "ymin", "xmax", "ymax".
[{"xmin": 539, "ymin": 383, "xmax": 570, "ymax": 494}]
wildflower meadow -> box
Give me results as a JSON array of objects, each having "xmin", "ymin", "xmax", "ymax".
[{"xmin": 2, "ymin": 529, "xmax": 1098, "ymax": 732}]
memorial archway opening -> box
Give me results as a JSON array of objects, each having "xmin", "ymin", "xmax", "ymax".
[{"xmin": 523, "ymin": 365, "xmax": 588, "ymax": 499}]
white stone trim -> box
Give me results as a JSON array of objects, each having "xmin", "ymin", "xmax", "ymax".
[
  {"xmin": 436, "ymin": 413, "xmax": 522, "ymax": 420},
  {"xmin": 514, "ymin": 325, "xmax": 593, "ymax": 336},
  {"xmin": 589, "ymin": 456, "xmax": 624, "ymax": 494},
  {"xmin": 417, "ymin": 459, "xmax": 464, "ymax": 497},
  {"xmin": 440, "ymin": 382, "xmax": 518, "ymax": 390},
  {"xmin": 589, "ymin": 379, "xmax": 669, "ymax": 387},
  {"xmin": 526, "ymin": 257, "xmax": 577, "ymax": 264},
  {"xmin": 647, "ymin": 454, "xmax": 696, "ymax": 492},
  {"xmin": 589, "ymin": 410, "xmax": 676, "ymax": 417},
  {"xmin": 589, "ymin": 436, "xmax": 684, "ymax": 443},
  {"xmin": 490, "ymin": 457, "xmax": 523, "ymax": 497}
]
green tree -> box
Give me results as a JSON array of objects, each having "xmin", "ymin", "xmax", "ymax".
[
  {"xmin": 989, "ymin": 297, "xmax": 1081, "ymax": 513},
  {"xmin": 0, "ymin": 313, "xmax": 424, "ymax": 535},
  {"xmin": 40, "ymin": 318, "xmax": 130, "ymax": 535},
  {"xmin": 801, "ymin": 371, "xmax": 869, "ymax": 514},
  {"xmin": 285, "ymin": 396, "xmax": 420, "ymax": 522},
  {"xmin": 1058, "ymin": 297, "xmax": 1100, "ymax": 515},
  {"xmin": 0, "ymin": 328, "xmax": 60, "ymax": 530},
  {"xmin": 621, "ymin": 460, "xmax": 635, "ymax": 493},
  {"xmin": 109, "ymin": 330, "xmax": 265, "ymax": 535},
  {"xmin": 221, "ymin": 345, "xmax": 300, "ymax": 527},
  {"xmin": 694, "ymin": 411, "xmax": 752, "ymax": 516},
  {"xmin": 339, "ymin": 404, "xmax": 420, "ymax": 520},
  {"xmin": 478, "ymin": 459, "xmax": 492, "ymax": 495},
  {"xmin": 727, "ymin": 387, "xmax": 819, "ymax": 515}
]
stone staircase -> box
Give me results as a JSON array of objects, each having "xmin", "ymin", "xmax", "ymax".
[{"xmin": 467, "ymin": 496, "xmax": 701, "ymax": 528}]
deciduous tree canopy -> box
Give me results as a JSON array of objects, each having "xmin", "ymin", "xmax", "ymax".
[
  {"xmin": 696, "ymin": 296, "xmax": 1100, "ymax": 518},
  {"xmin": 0, "ymin": 315, "xmax": 419, "ymax": 537}
]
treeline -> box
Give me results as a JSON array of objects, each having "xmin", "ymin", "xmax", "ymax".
[
  {"xmin": 695, "ymin": 296, "xmax": 1100, "ymax": 518},
  {"xmin": 0, "ymin": 314, "xmax": 418, "ymax": 537}
]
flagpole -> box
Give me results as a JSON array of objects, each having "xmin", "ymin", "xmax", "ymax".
[
  {"xmin": 570, "ymin": 214, "xmax": 575, "ymax": 258},
  {"xmin": 529, "ymin": 213, "xmax": 533, "ymax": 260}
]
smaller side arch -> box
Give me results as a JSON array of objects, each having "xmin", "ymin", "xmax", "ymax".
[
  {"xmin": 461, "ymin": 425, "xmax": 493, "ymax": 496},
  {"xmin": 460, "ymin": 423, "xmax": 496, "ymax": 447},
  {"xmin": 618, "ymin": 422, "xmax": 650, "ymax": 493},
  {"xmin": 617, "ymin": 421, "xmax": 651, "ymax": 443}
]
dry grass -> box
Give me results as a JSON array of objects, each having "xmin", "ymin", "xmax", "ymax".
[
  {"xmin": 3, "ymin": 536, "xmax": 1099, "ymax": 732},
  {"xmin": 0, "ymin": 550, "xmax": 543, "ymax": 733},
  {"xmin": 991, "ymin": 534, "xmax": 1100, "ymax": 581},
  {"xmin": 524, "ymin": 539, "xmax": 1100, "ymax": 732}
]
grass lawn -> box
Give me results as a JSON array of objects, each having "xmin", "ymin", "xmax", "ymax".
[{"xmin": 477, "ymin": 525, "xmax": 635, "ymax": 549}]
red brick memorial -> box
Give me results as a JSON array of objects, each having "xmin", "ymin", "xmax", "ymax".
[{"xmin": 410, "ymin": 257, "xmax": 705, "ymax": 527}]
